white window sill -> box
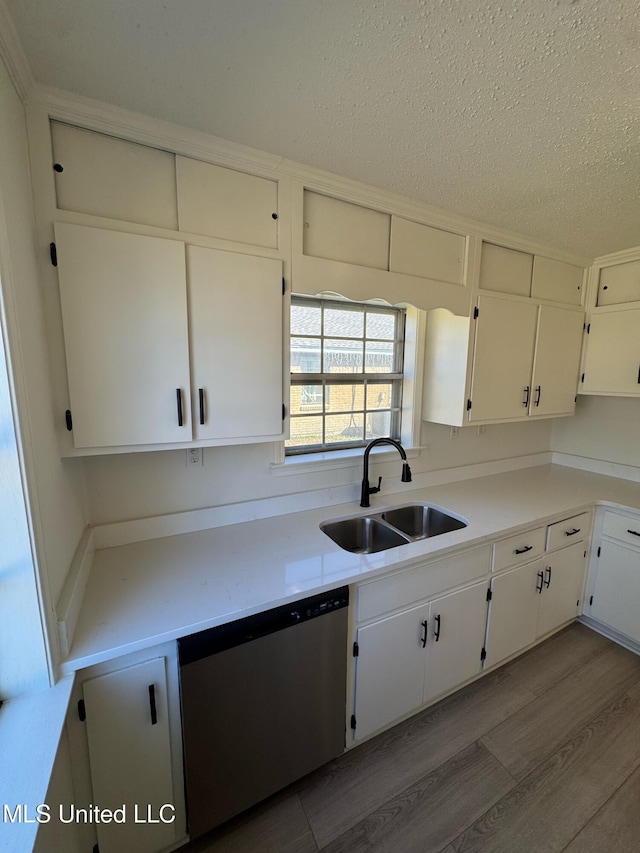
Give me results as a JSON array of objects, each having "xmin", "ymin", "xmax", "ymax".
[{"xmin": 271, "ymin": 444, "xmax": 422, "ymax": 476}]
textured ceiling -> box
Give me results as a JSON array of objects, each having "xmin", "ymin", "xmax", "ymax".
[{"xmin": 5, "ymin": 0, "xmax": 640, "ymax": 257}]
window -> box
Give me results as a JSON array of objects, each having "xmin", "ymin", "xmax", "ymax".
[{"xmin": 287, "ymin": 295, "xmax": 405, "ymax": 454}]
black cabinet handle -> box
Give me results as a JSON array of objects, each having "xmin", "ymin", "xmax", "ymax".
[
  {"xmin": 176, "ymin": 389, "xmax": 183, "ymax": 427},
  {"xmin": 536, "ymin": 570, "xmax": 544, "ymax": 594},
  {"xmin": 627, "ymin": 529, "xmax": 640, "ymax": 537},
  {"xmin": 514, "ymin": 545, "xmax": 533, "ymax": 555},
  {"xmin": 535, "ymin": 385, "xmax": 541, "ymax": 407},
  {"xmin": 433, "ymin": 614, "xmax": 441, "ymax": 642},
  {"xmin": 198, "ymin": 388, "xmax": 205, "ymax": 425},
  {"xmin": 565, "ymin": 528, "xmax": 581, "ymax": 537},
  {"xmin": 544, "ymin": 566, "xmax": 552, "ymax": 588},
  {"xmin": 420, "ymin": 620, "xmax": 428, "ymax": 648},
  {"xmin": 523, "ymin": 385, "xmax": 530, "ymax": 407},
  {"xmin": 148, "ymin": 684, "xmax": 157, "ymax": 725}
]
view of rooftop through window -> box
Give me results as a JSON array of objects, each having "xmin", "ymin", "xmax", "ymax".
[{"xmin": 287, "ymin": 296, "xmax": 405, "ymax": 453}]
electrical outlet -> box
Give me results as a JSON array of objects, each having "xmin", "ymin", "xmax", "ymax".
[
  {"xmin": 186, "ymin": 448, "xmax": 203, "ymax": 467},
  {"xmin": 449, "ymin": 426, "xmax": 459, "ymax": 440},
  {"xmin": 477, "ymin": 425, "xmax": 486, "ymax": 436}
]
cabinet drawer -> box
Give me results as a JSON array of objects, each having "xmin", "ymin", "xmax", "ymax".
[
  {"xmin": 492, "ymin": 527, "xmax": 546, "ymax": 572},
  {"xmin": 357, "ymin": 545, "xmax": 490, "ymax": 623},
  {"xmin": 546, "ymin": 512, "xmax": 590, "ymax": 551},
  {"xmin": 602, "ymin": 511, "xmax": 640, "ymax": 548}
]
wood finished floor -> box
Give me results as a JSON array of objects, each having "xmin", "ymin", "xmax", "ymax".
[{"xmin": 181, "ymin": 623, "xmax": 640, "ymax": 853}]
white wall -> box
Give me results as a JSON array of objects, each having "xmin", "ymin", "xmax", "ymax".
[
  {"xmin": 0, "ymin": 56, "xmax": 86, "ymax": 677},
  {"xmin": 83, "ymin": 418, "xmax": 553, "ymax": 524},
  {"xmin": 552, "ymin": 395, "xmax": 640, "ymax": 470}
]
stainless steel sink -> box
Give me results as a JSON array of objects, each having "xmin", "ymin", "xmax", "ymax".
[
  {"xmin": 320, "ymin": 516, "xmax": 410, "ymax": 554},
  {"xmin": 381, "ymin": 504, "xmax": 467, "ymax": 540},
  {"xmin": 321, "ymin": 503, "xmax": 468, "ymax": 553}
]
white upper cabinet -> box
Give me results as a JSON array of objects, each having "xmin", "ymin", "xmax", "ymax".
[
  {"xmin": 389, "ymin": 216, "xmax": 465, "ymax": 284},
  {"xmin": 176, "ymin": 156, "xmax": 278, "ymax": 248},
  {"xmin": 423, "ymin": 294, "xmax": 585, "ymax": 426},
  {"xmin": 581, "ymin": 308, "xmax": 640, "ymax": 395},
  {"xmin": 55, "ymin": 224, "xmax": 284, "ymax": 452},
  {"xmin": 597, "ymin": 259, "xmax": 640, "ymax": 306},
  {"xmin": 468, "ymin": 296, "xmax": 538, "ymax": 422},
  {"xmin": 530, "ymin": 305, "xmax": 584, "ymax": 417},
  {"xmin": 479, "ymin": 241, "xmax": 584, "ymax": 306},
  {"xmin": 187, "ymin": 245, "xmax": 283, "ymax": 441},
  {"xmin": 51, "ymin": 121, "xmax": 178, "ymax": 230},
  {"xmin": 479, "ymin": 242, "xmax": 533, "ymax": 298},
  {"xmin": 531, "ymin": 256, "xmax": 583, "ymax": 306},
  {"xmin": 302, "ymin": 190, "xmax": 390, "ymax": 269},
  {"xmin": 55, "ymin": 222, "xmax": 191, "ymax": 449}
]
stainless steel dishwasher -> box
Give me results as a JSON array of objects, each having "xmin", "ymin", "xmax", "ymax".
[{"xmin": 178, "ymin": 586, "xmax": 349, "ymax": 839}]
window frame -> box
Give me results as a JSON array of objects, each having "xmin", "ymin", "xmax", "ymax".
[{"xmin": 287, "ymin": 295, "xmax": 406, "ymax": 455}]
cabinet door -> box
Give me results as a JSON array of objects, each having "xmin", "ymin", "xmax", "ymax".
[
  {"xmin": 389, "ymin": 216, "xmax": 465, "ymax": 284},
  {"xmin": 51, "ymin": 122, "xmax": 178, "ymax": 230},
  {"xmin": 536, "ymin": 542, "xmax": 586, "ymax": 638},
  {"xmin": 484, "ymin": 559, "xmax": 544, "ymax": 668},
  {"xmin": 353, "ymin": 603, "xmax": 429, "ymax": 740},
  {"xmin": 479, "ymin": 243, "xmax": 533, "ymax": 297},
  {"xmin": 531, "ymin": 256, "xmax": 583, "ymax": 306},
  {"xmin": 302, "ymin": 191, "xmax": 390, "ymax": 270},
  {"xmin": 597, "ymin": 259, "xmax": 640, "ymax": 307},
  {"xmin": 83, "ymin": 659, "xmax": 176, "ymax": 853},
  {"xmin": 581, "ymin": 309, "xmax": 640, "ymax": 394},
  {"xmin": 591, "ymin": 541, "xmax": 640, "ymax": 643},
  {"xmin": 55, "ymin": 223, "xmax": 191, "ymax": 448},
  {"xmin": 423, "ymin": 582, "xmax": 488, "ymax": 704},
  {"xmin": 176, "ymin": 156, "xmax": 278, "ymax": 248},
  {"xmin": 187, "ymin": 246, "xmax": 283, "ymax": 441},
  {"xmin": 530, "ymin": 305, "xmax": 584, "ymax": 417},
  {"xmin": 468, "ymin": 295, "xmax": 538, "ymax": 421}
]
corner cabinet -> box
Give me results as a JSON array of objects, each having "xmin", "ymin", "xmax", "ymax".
[
  {"xmin": 54, "ymin": 223, "xmax": 284, "ymax": 452},
  {"xmin": 423, "ymin": 293, "xmax": 585, "ymax": 426}
]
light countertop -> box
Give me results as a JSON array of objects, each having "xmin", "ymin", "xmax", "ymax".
[{"xmin": 62, "ymin": 464, "xmax": 640, "ymax": 673}]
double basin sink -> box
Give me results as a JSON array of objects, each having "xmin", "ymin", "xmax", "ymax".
[{"xmin": 320, "ymin": 503, "xmax": 467, "ymax": 554}]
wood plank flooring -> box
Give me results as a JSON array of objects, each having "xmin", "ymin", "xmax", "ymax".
[{"xmin": 181, "ymin": 623, "xmax": 640, "ymax": 853}]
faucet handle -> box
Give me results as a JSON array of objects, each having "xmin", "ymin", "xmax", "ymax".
[{"xmin": 371, "ymin": 476, "xmax": 382, "ymax": 494}]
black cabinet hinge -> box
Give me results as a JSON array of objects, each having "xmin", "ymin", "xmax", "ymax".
[
  {"xmin": 353, "ymin": 641, "xmax": 359, "ymax": 657},
  {"xmin": 480, "ymin": 647, "xmax": 487, "ymax": 662},
  {"xmin": 486, "ymin": 587, "xmax": 492, "ymax": 602},
  {"xmin": 77, "ymin": 699, "xmax": 86, "ymax": 722},
  {"xmin": 49, "ymin": 242, "xmax": 57, "ymax": 267},
  {"xmin": 581, "ymin": 373, "xmax": 585, "ymax": 383},
  {"xmin": 282, "ymin": 276, "xmax": 286, "ymax": 295},
  {"xmin": 350, "ymin": 714, "xmax": 356, "ymax": 731},
  {"xmin": 466, "ymin": 399, "xmax": 472, "ymax": 411},
  {"xmin": 586, "ymin": 323, "xmax": 591, "ymax": 334},
  {"xmin": 65, "ymin": 409, "xmax": 73, "ymax": 431},
  {"xmin": 473, "ymin": 306, "xmax": 479, "ymax": 319},
  {"xmin": 575, "ymin": 396, "xmax": 578, "ymax": 403},
  {"xmin": 589, "ymin": 595, "xmax": 594, "ymax": 606},
  {"xmin": 93, "ymin": 844, "xmax": 100, "ymax": 853},
  {"xmin": 597, "ymin": 546, "xmax": 601, "ymax": 558},
  {"xmin": 282, "ymin": 403, "xmax": 286, "ymax": 420}
]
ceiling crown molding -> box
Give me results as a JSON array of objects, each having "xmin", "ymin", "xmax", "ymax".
[{"xmin": 0, "ymin": 0, "xmax": 35, "ymax": 100}]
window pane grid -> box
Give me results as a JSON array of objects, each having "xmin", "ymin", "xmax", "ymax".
[{"xmin": 288, "ymin": 295, "xmax": 405, "ymax": 453}]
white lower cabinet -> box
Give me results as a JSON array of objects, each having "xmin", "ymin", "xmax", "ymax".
[
  {"xmin": 485, "ymin": 539, "xmax": 587, "ymax": 668},
  {"xmin": 352, "ymin": 577, "xmax": 489, "ymax": 741},
  {"xmin": 66, "ymin": 647, "xmax": 186, "ymax": 853},
  {"xmin": 585, "ymin": 509, "xmax": 640, "ymax": 645}
]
